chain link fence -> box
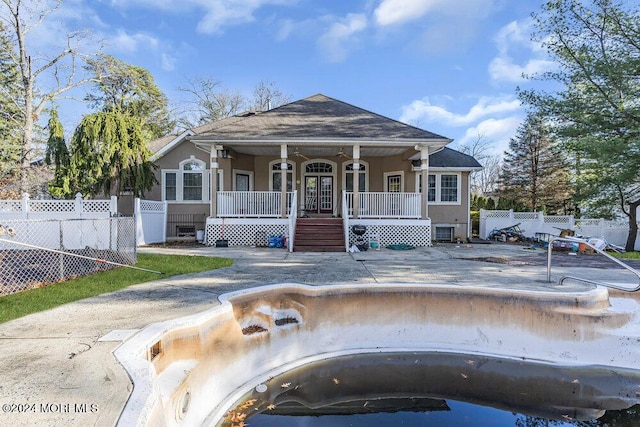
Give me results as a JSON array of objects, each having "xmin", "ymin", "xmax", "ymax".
[{"xmin": 0, "ymin": 217, "xmax": 136, "ymax": 296}]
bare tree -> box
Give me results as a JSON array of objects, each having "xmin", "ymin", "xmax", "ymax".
[
  {"xmin": 176, "ymin": 77, "xmax": 292, "ymax": 130},
  {"xmin": 457, "ymin": 133, "xmax": 502, "ymax": 195},
  {"xmin": 176, "ymin": 76, "xmax": 245, "ymax": 129},
  {"xmin": 0, "ymin": 0, "xmax": 101, "ymax": 193},
  {"xmin": 248, "ymin": 80, "xmax": 291, "ymax": 111}
]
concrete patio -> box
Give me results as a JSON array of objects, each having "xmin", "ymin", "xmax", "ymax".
[{"xmin": 0, "ymin": 242, "xmax": 638, "ymax": 426}]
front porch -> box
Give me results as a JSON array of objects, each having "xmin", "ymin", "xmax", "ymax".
[{"xmin": 204, "ymin": 191, "xmax": 431, "ymax": 251}]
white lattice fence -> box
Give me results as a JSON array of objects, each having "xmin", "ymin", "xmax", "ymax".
[
  {"xmin": 0, "ymin": 193, "xmax": 117, "ymax": 220},
  {"xmin": 0, "ymin": 217, "xmax": 136, "ymax": 296}
]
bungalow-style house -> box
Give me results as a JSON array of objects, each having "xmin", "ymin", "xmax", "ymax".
[{"xmin": 146, "ymin": 94, "xmax": 482, "ymax": 251}]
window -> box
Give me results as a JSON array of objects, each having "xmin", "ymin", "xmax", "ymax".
[
  {"xmin": 435, "ymin": 227, "xmax": 454, "ymax": 242},
  {"xmin": 271, "ymin": 161, "xmax": 294, "ymax": 191},
  {"xmin": 232, "ymin": 170, "xmax": 254, "ymax": 191},
  {"xmin": 384, "ymin": 172, "xmax": 403, "ymax": 192},
  {"xmin": 428, "ymin": 174, "xmax": 436, "ymax": 202},
  {"xmin": 440, "ymin": 175, "xmax": 458, "ymax": 202},
  {"xmin": 165, "ymin": 172, "xmax": 177, "ymax": 201},
  {"xmin": 416, "ymin": 172, "xmax": 460, "ymax": 204},
  {"xmin": 306, "ymin": 162, "xmax": 332, "ymax": 173},
  {"xmin": 162, "ymin": 157, "xmax": 216, "ymax": 203},
  {"xmin": 183, "ymin": 161, "xmax": 203, "ymax": 200},
  {"xmin": 344, "ymin": 162, "xmax": 367, "ymax": 192},
  {"xmin": 236, "ymin": 174, "xmax": 249, "ymax": 191}
]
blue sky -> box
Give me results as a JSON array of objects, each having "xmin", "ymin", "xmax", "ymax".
[{"xmin": 22, "ymin": 0, "xmax": 556, "ymax": 155}]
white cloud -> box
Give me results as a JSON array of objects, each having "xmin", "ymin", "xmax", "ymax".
[
  {"xmin": 489, "ymin": 20, "xmax": 556, "ymax": 83},
  {"xmin": 373, "ymin": 0, "xmax": 441, "ymax": 26},
  {"xmin": 373, "ymin": 0, "xmax": 497, "ymax": 54},
  {"xmin": 489, "ymin": 57, "xmax": 556, "ymax": 83},
  {"xmin": 317, "ymin": 13, "xmax": 367, "ymax": 63},
  {"xmin": 160, "ymin": 53, "xmax": 177, "ymax": 71},
  {"xmin": 374, "ymin": 0, "xmax": 495, "ymax": 26},
  {"xmin": 109, "ymin": 30, "xmax": 159, "ymax": 53},
  {"xmin": 106, "ymin": 0, "xmax": 297, "ymax": 35},
  {"xmin": 456, "ymin": 116, "xmax": 522, "ymax": 154},
  {"xmin": 275, "ymin": 17, "xmax": 317, "ymax": 41},
  {"xmin": 400, "ymin": 96, "xmax": 521, "ymax": 127},
  {"xmin": 400, "ymin": 95, "xmax": 524, "ymax": 155}
]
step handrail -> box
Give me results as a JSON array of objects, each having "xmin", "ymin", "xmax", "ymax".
[{"xmin": 546, "ymin": 236, "xmax": 640, "ymax": 291}]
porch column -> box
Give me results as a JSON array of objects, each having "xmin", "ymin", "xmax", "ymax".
[
  {"xmin": 280, "ymin": 144, "xmax": 288, "ymax": 218},
  {"xmin": 419, "ymin": 145, "xmax": 429, "ymax": 220},
  {"xmin": 352, "ymin": 145, "xmax": 360, "ymax": 219},
  {"xmin": 210, "ymin": 146, "xmax": 219, "ymax": 218}
]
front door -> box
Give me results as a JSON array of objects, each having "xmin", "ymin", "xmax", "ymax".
[{"xmin": 305, "ymin": 176, "xmax": 333, "ymax": 214}]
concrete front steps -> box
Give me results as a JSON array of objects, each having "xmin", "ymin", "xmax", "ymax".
[{"xmin": 294, "ymin": 218, "xmax": 345, "ymax": 252}]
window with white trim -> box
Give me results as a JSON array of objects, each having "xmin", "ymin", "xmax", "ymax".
[
  {"xmin": 384, "ymin": 171, "xmax": 404, "ymax": 192},
  {"xmin": 343, "ymin": 162, "xmax": 368, "ymax": 191},
  {"xmin": 270, "ymin": 161, "xmax": 295, "ymax": 191},
  {"xmin": 162, "ymin": 157, "xmax": 219, "ymax": 203},
  {"xmin": 233, "ymin": 169, "xmax": 254, "ymax": 191},
  {"xmin": 416, "ymin": 172, "xmax": 460, "ymax": 204}
]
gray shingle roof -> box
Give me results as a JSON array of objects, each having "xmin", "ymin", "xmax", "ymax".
[
  {"xmin": 191, "ymin": 94, "xmax": 450, "ymax": 141},
  {"xmin": 430, "ymin": 147, "xmax": 483, "ymax": 168}
]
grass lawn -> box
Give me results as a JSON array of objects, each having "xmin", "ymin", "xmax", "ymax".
[
  {"xmin": 0, "ymin": 253, "xmax": 232, "ymax": 324},
  {"xmin": 614, "ymin": 251, "xmax": 640, "ymax": 260}
]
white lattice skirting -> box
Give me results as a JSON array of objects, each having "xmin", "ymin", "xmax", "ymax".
[
  {"xmin": 205, "ymin": 218, "xmax": 432, "ymax": 248},
  {"xmin": 348, "ymin": 220, "xmax": 432, "ymax": 248},
  {"xmin": 205, "ymin": 218, "xmax": 289, "ymax": 246}
]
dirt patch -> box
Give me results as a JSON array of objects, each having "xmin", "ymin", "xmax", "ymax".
[
  {"xmin": 463, "ymin": 253, "xmax": 640, "ymax": 269},
  {"xmin": 464, "ymin": 256, "xmax": 538, "ymax": 266}
]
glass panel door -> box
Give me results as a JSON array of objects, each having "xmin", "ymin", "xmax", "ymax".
[
  {"xmin": 319, "ymin": 176, "xmax": 333, "ymax": 214},
  {"xmin": 236, "ymin": 174, "xmax": 250, "ymax": 191},
  {"xmin": 304, "ymin": 176, "xmax": 333, "ymax": 214},
  {"xmin": 305, "ymin": 176, "xmax": 318, "ymax": 213}
]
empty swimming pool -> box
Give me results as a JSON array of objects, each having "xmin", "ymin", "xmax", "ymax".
[{"xmin": 114, "ymin": 283, "xmax": 640, "ymax": 426}]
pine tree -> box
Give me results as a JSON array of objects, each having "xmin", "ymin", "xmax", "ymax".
[
  {"xmin": 0, "ymin": 22, "xmax": 23, "ymax": 197},
  {"xmin": 84, "ymin": 55, "xmax": 175, "ymax": 139},
  {"xmin": 498, "ymin": 114, "xmax": 572, "ymax": 214},
  {"xmin": 56, "ymin": 56, "xmax": 168, "ymax": 198},
  {"xmin": 519, "ymin": 0, "xmax": 640, "ymax": 250},
  {"xmin": 45, "ymin": 109, "xmax": 70, "ymax": 198}
]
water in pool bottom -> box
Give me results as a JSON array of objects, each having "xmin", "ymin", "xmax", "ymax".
[{"xmin": 216, "ymin": 352, "xmax": 640, "ymax": 427}]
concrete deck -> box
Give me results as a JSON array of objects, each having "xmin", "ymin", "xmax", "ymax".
[{"xmin": 0, "ymin": 243, "xmax": 638, "ymax": 426}]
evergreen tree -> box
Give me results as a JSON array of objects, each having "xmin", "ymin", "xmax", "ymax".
[
  {"xmin": 55, "ymin": 56, "xmax": 168, "ymax": 198},
  {"xmin": 45, "ymin": 109, "xmax": 70, "ymax": 198},
  {"xmin": 0, "ymin": 22, "xmax": 23, "ymax": 196},
  {"xmin": 66, "ymin": 112, "xmax": 156, "ymax": 197},
  {"xmin": 84, "ymin": 54, "xmax": 175, "ymax": 139},
  {"xmin": 519, "ymin": 0, "xmax": 640, "ymax": 250},
  {"xmin": 1, "ymin": 0, "xmax": 101, "ymax": 194},
  {"xmin": 498, "ymin": 114, "xmax": 572, "ymax": 214}
]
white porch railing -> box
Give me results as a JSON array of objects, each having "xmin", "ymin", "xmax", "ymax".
[
  {"xmin": 345, "ymin": 192, "xmax": 421, "ymax": 219},
  {"xmin": 217, "ymin": 191, "xmax": 295, "ymax": 218}
]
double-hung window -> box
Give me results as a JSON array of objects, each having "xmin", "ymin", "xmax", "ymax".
[
  {"xmin": 416, "ymin": 172, "xmax": 460, "ymax": 204},
  {"xmin": 162, "ymin": 157, "xmax": 212, "ymax": 203}
]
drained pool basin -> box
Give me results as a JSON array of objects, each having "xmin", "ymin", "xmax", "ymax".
[{"xmin": 114, "ymin": 283, "xmax": 640, "ymax": 426}]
